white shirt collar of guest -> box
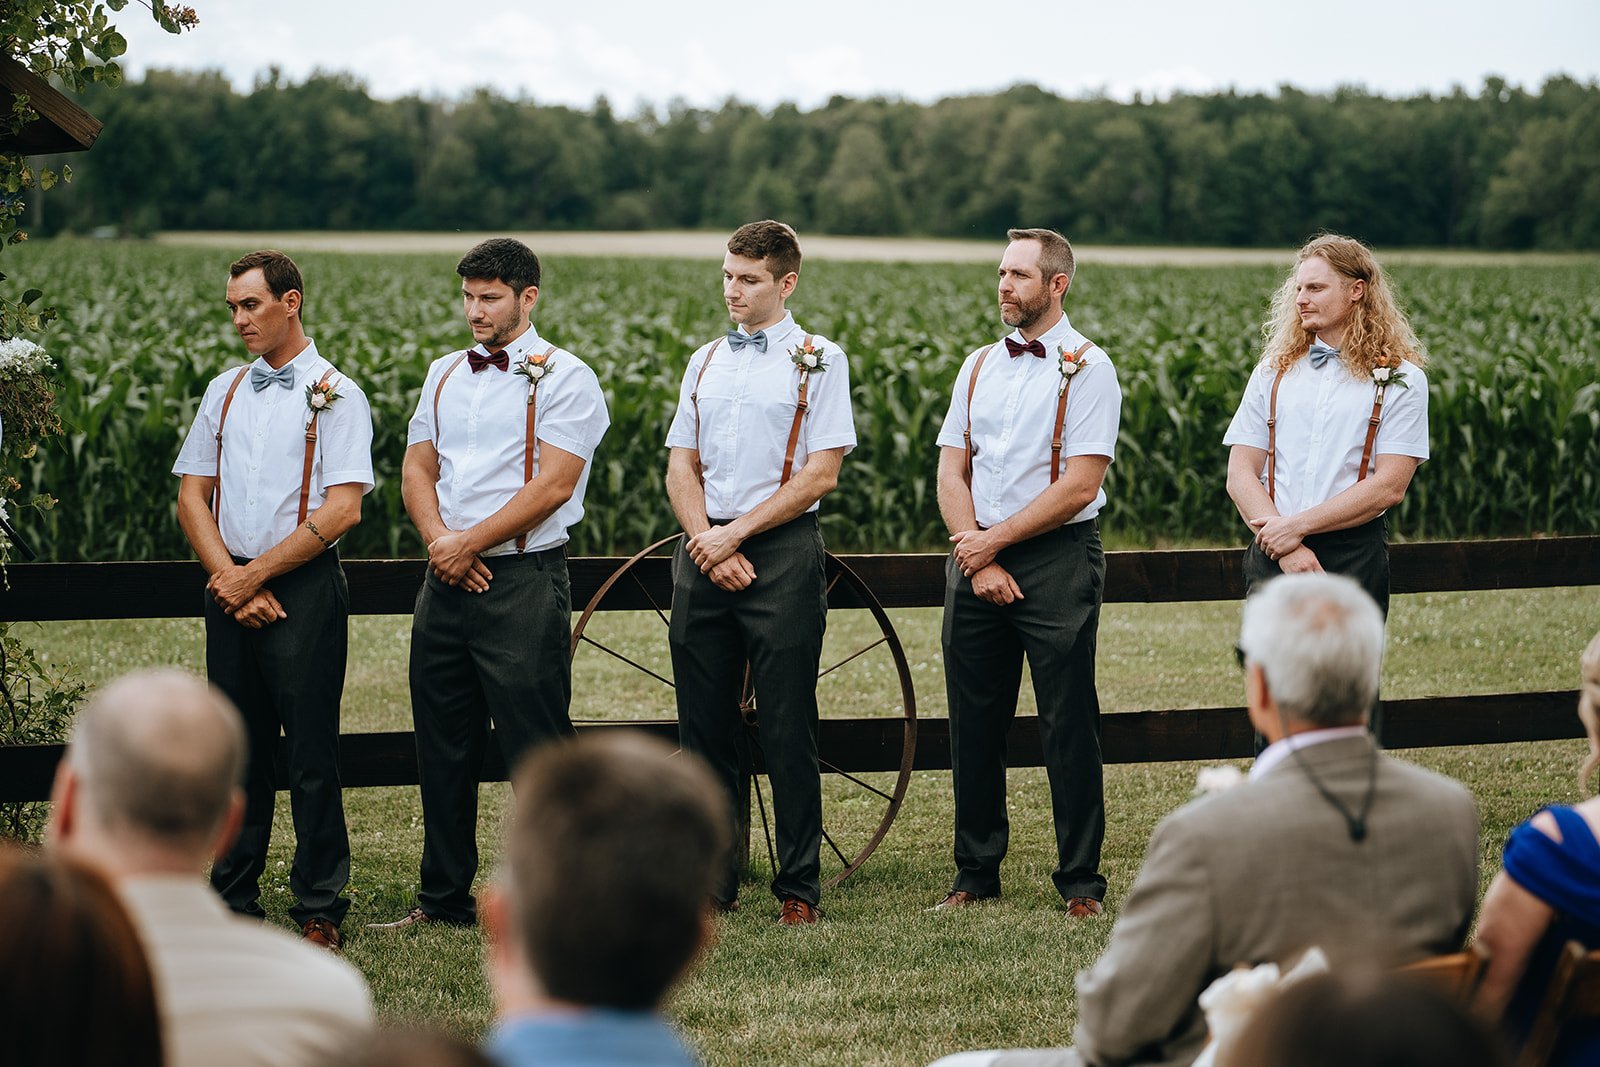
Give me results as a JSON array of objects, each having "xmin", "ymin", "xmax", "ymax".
[{"xmin": 1251, "ymin": 724, "xmax": 1370, "ymax": 780}]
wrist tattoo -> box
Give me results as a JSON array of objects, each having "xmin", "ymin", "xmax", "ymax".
[{"xmin": 304, "ymin": 519, "xmax": 332, "ymax": 548}]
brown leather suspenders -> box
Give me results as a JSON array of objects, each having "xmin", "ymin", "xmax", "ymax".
[
  {"xmin": 963, "ymin": 340, "xmax": 1092, "ymax": 484},
  {"xmin": 212, "ymin": 365, "xmax": 337, "ymax": 528},
  {"xmin": 690, "ymin": 334, "xmax": 814, "ymax": 487},
  {"xmin": 211, "ymin": 366, "xmax": 251, "ymax": 521},
  {"xmin": 1264, "ymin": 362, "xmax": 1389, "ymax": 503},
  {"xmin": 431, "ymin": 345, "xmax": 558, "ymax": 553},
  {"xmin": 297, "ymin": 369, "xmax": 337, "ymax": 525}
]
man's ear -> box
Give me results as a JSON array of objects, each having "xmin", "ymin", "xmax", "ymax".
[
  {"xmin": 520, "ymin": 285, "xmax": 540, "ymax": 316},
  {"xmin": 777, "ymin": 271, "xmax": 798, "ymax": 302},
  {"xmin": 46, "ymin": 759, "xmax": 78, "ymax": 846},
  {"xmin": 283, "ymin": 288, "xmax": 303, "ymax": 318},
  {"xmin": 1052, "ymin": 272, "xmax": 1071, "ymax": 302}
]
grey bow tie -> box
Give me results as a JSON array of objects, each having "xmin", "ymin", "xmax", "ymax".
[
  {"xmin": 1307, "ymin": 342, "xmax": 1339, "ymax": 369},
  {"xmin": 727, "ymin": 329, "xmax": 768, "ymax": 353},
  {"xmin": 250, "ymin": 363, "xmax": 296, "ymax": 391}
]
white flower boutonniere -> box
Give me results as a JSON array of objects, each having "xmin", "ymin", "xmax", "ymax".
[
  {"xmin": 789, "ymin": 339, "xmax": 828, "ymax": 375},
  {"xmin": 1371, "ymin": 353, "xmax": 1408, "ymax": 394},
  {"xmin": 1057, "ymin": 343, "xmax": 1090, "ymax": 395},
  {"xmin": 305, "ymin": 378, "xmax": 343, "ymax": 413},
  {"xmin": 514, "ymin": 351, "xmax": 555, "ymax": 404},
  {"xmin": 1194, "ymin": 764, "xmax": 1245, "ymax": 796}
]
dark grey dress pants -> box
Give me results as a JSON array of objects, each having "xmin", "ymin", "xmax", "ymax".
[
  {"xmin": 207, "ymin": 549, "xmax": 352, "ymax": 927},
  {"xmin": 409, "ymin": 546, "xmax": 573, "ymax": 924},
  {"xmin": 671, "ymin": 514, "xmax": 827, "ymax": 907},
  {"xmin": 943, "ymin": 520, "xmax": 1108, "ymax": 903}
]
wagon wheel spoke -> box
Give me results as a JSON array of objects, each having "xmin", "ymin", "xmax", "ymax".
[
  {"xmin": 816, "ymin": 636, "xmax": 888, "ymax": 681},
  {"xmin": 751, "ymin": 771, "xmax": 778, "ymax": 877},
  {"xmin": 627, "ymin": 567, "xmax": 671, "ymax": 629},
  {"xmin": 820, "ymin": 824, "xmax": 850, "ymax": 867},
  {"xmin": 818, "ymin": 757, "xmax": 896, "ymax": 803},
  {"xmin": 575, "ymin": 633, "xmax": 675, "ymax": 689},
  {"xmin": 825, "ymin": 570, "xmax": 843, "ymax": 597}
]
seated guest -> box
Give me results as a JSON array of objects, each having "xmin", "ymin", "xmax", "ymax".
[
  {"xmin": 1217, "ymin": 970, "xmax": 1508, "ymax": 1067},
  {"xmin": 482, "ymin": 731, "xmax": 729, "ymax": 1067},
  {"xmin": 932, "ymin": 573, "xmax": 1479, "ymax": 1067},
  {"xmin": 0, "ymin": 842, "xmax": 164, "ymax": 1067},
  {"xmin": 321, "ymin": 1027, "xmax": 495, "ymax": 1067},
  {"xmin": 47, "ymin": 669, "xmax": 374, "ymax": 1067},
  {"xmin": 1474, "ymin": 629, "xmax": 1600, "ymax": 1065}
]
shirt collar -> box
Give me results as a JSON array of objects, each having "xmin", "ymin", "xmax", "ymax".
[
  {"xmin": 1251, "ymin": 724, "xmax": 1370, "ymax": 781},
  {"xmin": 737, "ymin": 311, "xmax": 798, "ymax": 346},
  {"xmin": 253, "ymin": 339, "xmax": 322, "ymax": 384},
  {"xmin": 1006, "ymin": 311, "xmax": 1077, "ymax": 355},
  {"xmin": 476, "ymin": 325, "xmax": 544, "ymax": 362}
]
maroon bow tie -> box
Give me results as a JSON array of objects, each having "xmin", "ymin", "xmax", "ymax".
[
  {"xmin": 468, "ymin": 348, "xmax": 508, "ymax": 373},
  {"xmin": 1005, "ymin": 337, "xmax": 1046, "ymax": 359}
]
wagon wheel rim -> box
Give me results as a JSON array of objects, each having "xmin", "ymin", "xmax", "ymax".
[{"xmin": 569, "ymin": 543, "xmax": 917, "ymax": 889}]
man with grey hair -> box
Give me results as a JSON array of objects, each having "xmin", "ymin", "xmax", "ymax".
[
  {"xmin": 47, "ymin": 669, "xmax": 373, "ymax": 1067},
  {"xmin": 929, "ymin": 574, "xmax": 1478, "ymax": 1067}
]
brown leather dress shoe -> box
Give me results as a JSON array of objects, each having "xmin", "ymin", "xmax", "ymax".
[
  {"xmin": 1065, "ymin": 896, "xmax": 1105, "ymax": 918},
  {"xmin": 301, "ymin": 918, "xmax": 343, "ymax": 950},
  {"xmin": 929, "ymin": 890, "xmax": 992, "ymax": 912},
  {"xmin": 776, "ymin": 899, "xmax": 819, "ymax": 926},
  {"xmin": 365, "ymin": 906, "xmax": 437, "ymax": 931}
]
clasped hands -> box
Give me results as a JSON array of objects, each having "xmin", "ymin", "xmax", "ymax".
[
  {"xmin": 685, "ymin": 523, "xmax": 756, "ymax": 592},
  {"xmin": 428, "ymin": 530, "xmax": 493, "ymax": 593},
  {"xmin": 1248, "ymin": 515, "xmax": 1323, "ymax": 573},
  {"xmin": 207, "ymin": 564, "xmax": 286, "ymax": 630},
  {"xmin": 950, "ymin": 528, "xmax": 1023, "ymax": 605}
]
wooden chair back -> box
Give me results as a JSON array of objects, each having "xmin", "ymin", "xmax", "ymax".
[
  {"xmin": 1517, "ymin": 941, "xmax": 1600, "ymax": 1067},
  {"xmin": 1400, "ymin": 943, "xmax": 1492, "ymax": 1002}
]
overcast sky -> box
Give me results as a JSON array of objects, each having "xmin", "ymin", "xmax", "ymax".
[{"xmin": 117, "ymin": 1, "xmax": 1598, "ymax": 111}]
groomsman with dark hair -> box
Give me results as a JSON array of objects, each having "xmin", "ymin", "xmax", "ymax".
[
  {"xmin": 932, "ymin": 228, "xmax": 1122, "ymax": 918},
  {"xmin": 664, "ymin": 220, "xmax": 857, "ymax": 926},
  {"xmin": 371, "ymin": 237, "xmax": 610, "ymax": 931},
  {"xmin": 174, "ymin": 249, "xmax": 374, "ymax": 949}
]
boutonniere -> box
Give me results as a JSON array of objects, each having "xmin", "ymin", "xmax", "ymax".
[
  {"xmin": 305, "ymin": 378, "xmax": 343, "ymax": 413},
  {"xmin": 790, "ymin": 340, "xmax": 828, "ymax": 374},
  {"xmin": 1057, "ymin": 343, "xmax": 1089, "ymax": 395},
  {"xmin": 514, "ymin": 351, "xmax": 555, "ymax": 403},
  {"xmin": 1371, "ymin": 353, "xmax": 1408, "ymax": 395}
]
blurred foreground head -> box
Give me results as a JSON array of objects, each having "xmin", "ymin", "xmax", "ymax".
[
  {"xmin": 1218, "ymin": 969, "xmax": 1507, "ymax": 1067},
  {"xmin": 0, "ymin": 843, "xmax": 164, "ymax": 1067},
  {"xmin": 503, "ymin": 731, "xmax": 730, "ymax": 1010},
  {"xmin": 50, "ymin": 668, "xmax": 246, "ymax": 872}
]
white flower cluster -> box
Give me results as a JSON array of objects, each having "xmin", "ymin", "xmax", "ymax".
[{"xmin": 0, "ymin": 337, "xmax": 55, "ymax": 379}]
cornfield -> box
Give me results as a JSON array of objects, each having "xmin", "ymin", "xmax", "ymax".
[{"xmin": 15, "ymin": 241, "xmax": 1599, "ymax": 560}]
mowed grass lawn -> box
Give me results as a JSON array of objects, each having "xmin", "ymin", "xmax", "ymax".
[{"xmin": 24, "ymin": 583, "xmax": 1600, "ymax": 1065}]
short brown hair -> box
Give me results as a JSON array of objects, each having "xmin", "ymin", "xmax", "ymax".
[
  {"xmin": 1007, "ymin": 227, "xmax": 1076, "ymax": 286},
  {"xmin": 229, "ymin": 249, "xmax": 305, "ymax": 317},
  {"xmin": 0, "ymin": 844, "xmax": 164, "ymax": 1067},
  {"xmin": 727, "ymin": 219, "xmax": 802, "ymax": 281},
  {"xmin": 456, "ymin": 237, "xmax": 541, "ymax": 293},
  {"xmin": 506, "ymin": 732, "xmax": 729, "ymax": 1010}
]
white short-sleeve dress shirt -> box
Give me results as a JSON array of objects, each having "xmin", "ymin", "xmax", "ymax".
[
  {"xmin": 935, "ymin": 314, "xmax": 1121, "ymax": 528},
  {"xmin": 173, "ymin": 341, "xmax": 375, "ymax": 559},
  {"xmin": 1223, "ymin": 343, "xmax": 1429, "ymax": 518},
  {"xmin": 406, "ymin": 326, "xmax": 610, "ymax": 556},
  {"xmin": 664, "ymin": 312, "xmax": 856, "ymax": 520}
]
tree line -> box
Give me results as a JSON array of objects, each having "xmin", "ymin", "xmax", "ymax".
[{"xmin": 34, "ymin": 71, "xmax": 1600, "ymax": 248}]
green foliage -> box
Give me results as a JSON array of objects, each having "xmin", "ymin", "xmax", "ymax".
[
  {"xmin": 8, "ymin": 241, "xmax": 1599, "ymax": 561},
  {"xmin": 0, "ymin": 630, "xmax": 88, "ymax": 840},
  {"xmin": 33, "ymin": 74, "xmax": 1600, "ymax": 249}
]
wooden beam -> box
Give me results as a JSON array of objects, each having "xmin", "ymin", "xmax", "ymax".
[
  {"xmin": 0, "ymin": 692, "xmax": 1579, "ymax": 803},
  {"xmin": 0, "ymin": 57, "xmax": 102, "ymax": 154},
  {"xmin": 1, "ymin": 536, "xmax": 1594, "ymax": 621}
]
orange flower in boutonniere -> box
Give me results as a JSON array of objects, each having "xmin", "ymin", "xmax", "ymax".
[
  {"xmin": 789, "ymin": 340, "xmax": 829, "ymax": 375},
  {"xmin": 1056, "ymin": 343, "xmax": 1090, "ymax": 395},
  {"xmin": 514, "ymin": 351, "xmax": 555, "ymax": 404},
  {"xmin": 1371, "ymin": 352, "xmax": 1409, "ymax": 395}
]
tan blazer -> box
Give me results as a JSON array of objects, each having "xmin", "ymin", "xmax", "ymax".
[{"xmin": 997, "ymin": 735, "xmax": 1479, "ymax": 1067}]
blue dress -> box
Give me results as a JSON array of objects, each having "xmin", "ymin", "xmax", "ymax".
[{"xmin": 1502, "ymin": 805, "xmax": 1600, "ymax": 1067}]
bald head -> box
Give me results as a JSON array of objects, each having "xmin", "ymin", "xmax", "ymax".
[{"xmin": 67, "ymin": 670, "xmax": 246, "ymax": 850}]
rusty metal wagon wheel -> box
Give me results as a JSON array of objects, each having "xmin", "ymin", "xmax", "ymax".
[{"xmin": 570, "ymin": 534, "xmax": 917, "ymax": 888}]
